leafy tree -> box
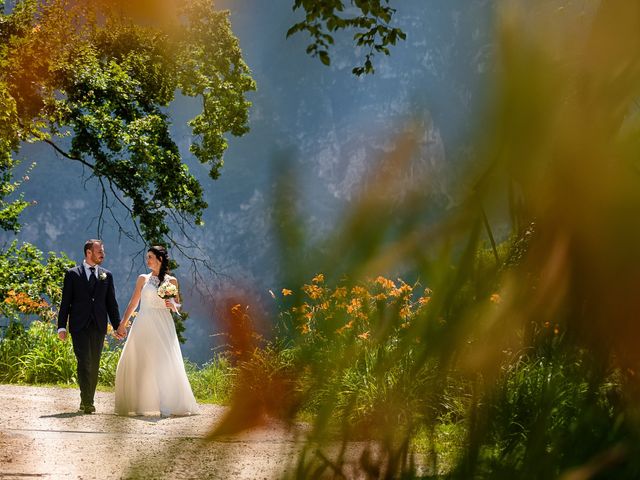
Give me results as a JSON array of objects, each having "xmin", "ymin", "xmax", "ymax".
[
  {"xmin": 0, "ymin": 53, "xmax": 30, "ymax": 232},
  {"xmin": 287, "ymin": 0, "xmax": 406, "ymax": 75},
  {"xmin": 0, "ymin": 0, "xmax": 256, "ymax": 246},
  {"xmin": 0, "ymin": 158, "xmax": 31, "ymax": 233},
  {"xmin": 0, "ymin": 240, "xmax": 74, "ymax": 323}
]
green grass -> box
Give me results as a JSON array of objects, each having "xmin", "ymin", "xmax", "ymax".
[
  {"xmin": 0, "ymin": 320, "xmax": 236, "ymax": 404},
  {"xmin": 186, "ymin": 356, "xmax": 235, "ymax": 404}
]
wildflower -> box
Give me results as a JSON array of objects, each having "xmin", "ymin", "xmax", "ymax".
[
  {"xmin": 358, "ymin": 331, "xmax": 370, "ymax": 340},
  {"xmin": 301, "ymin": 323, "xmax": 311, "ymax": 335},
  {"xmin": 312, "ymin": 273, "xmax": 325, "ymax": 284},
  {"xmin": 336, "ymin": 320, "xmax": 354, "ymax": 334},
  {"xmin": 346, "ymin": 298, "xmax": 362, "ymax": 315},
  {"xmin": 554, "ymin": 325, "xmax": 560, "ymax": 335},
  {"xmin": 351, "ymin": 286, "xmax": 367, "ymax": 297},
  {"xmin": 375, "ymin": 276, "xmax": 396, "ymax": 290},
  {"xmin": 490, "ymin": 293, "xmax": 501, "ymax": 304},
  {"xmin": 303, "ymin": 284, "xmax": 323, "ymax": 300},
  {"xmin": 331, "ymin": 287, "xmax": 347, "ymax": 299},
  {"xmin": 282, "ymin": 288, "xmax": 293, "ymax": 296},
  {"xmin": 418, "ymin": 296, "xmax": 431, "ymax": 306},
  {"xmin": 398, "ymin": 280, "xmax": 413, "ymax": 294}
]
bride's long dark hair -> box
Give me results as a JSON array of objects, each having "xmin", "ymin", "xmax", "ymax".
[{"xmin": 148, "ymin": 245, "xmax": 170, "ymax": 283}]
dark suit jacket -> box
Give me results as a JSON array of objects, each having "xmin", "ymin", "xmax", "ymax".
[{"xmin": 57, "ymin": 265, "xmax": 121, "ymax": 334}]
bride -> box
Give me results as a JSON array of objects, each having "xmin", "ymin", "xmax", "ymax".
[{"xmin": 114, "ymin": 246, "xmax": 198, "ymax": 416}]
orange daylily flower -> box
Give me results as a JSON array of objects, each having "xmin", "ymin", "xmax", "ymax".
[
  {"xmin": 418, "ymin": 296, "xmax": 431, "ymax": 305},
  {"xmin": 375, "ymin": 276, "xmax": 396, "ymax": 290},
  {"xmin": 346, "ymin": 298, "xmax": 362, "ymax": 314},
  {"xmin": 331, "ymin": 287, "xmax": 347, "ymax": 299},
  {"xmin": 336, "ymin": 320, "xmax": 354, "ymax": 334},
  {"xmin": 303, "ymin": 284, "xmax": 323, "ymax": 300}
]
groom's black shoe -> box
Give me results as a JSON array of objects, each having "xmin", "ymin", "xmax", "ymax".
[{"xmin": 80, "ymin": 403, "xmax": 96, "ymax": 414}]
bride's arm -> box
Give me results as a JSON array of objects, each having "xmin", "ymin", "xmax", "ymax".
[
  {"xmin": 164, "ymin": 277, "xmax": 181, "ymax": 313},
  {"xmin": 170, "ymin": 277, "xmax": 180, "ymax": 305},
  {"xmin": 117, "ymin": 275, "xmax": 145, "ymax": 335}
]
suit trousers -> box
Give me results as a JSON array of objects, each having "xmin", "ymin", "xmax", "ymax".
[{"xmin": 70, "ymin": 318, "xmax": 105, "ymax": 406}]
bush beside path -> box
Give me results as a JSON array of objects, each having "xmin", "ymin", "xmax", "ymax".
[{"xmin": 0, "ymin": 384, "xmax": 303, "ymax": 479}]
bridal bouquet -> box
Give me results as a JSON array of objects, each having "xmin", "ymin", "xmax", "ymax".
[{"xmin": 157, "ymin": 280, "xmax": 181, "ymax": 315}]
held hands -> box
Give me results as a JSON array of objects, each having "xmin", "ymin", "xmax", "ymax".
[
  {"xmin": 58, "ymin": 324, "xmax": 127, "ymax": 341},
  {"xmin": 115, "ymin": 323, "xmax": 128, "ymax": 340}
]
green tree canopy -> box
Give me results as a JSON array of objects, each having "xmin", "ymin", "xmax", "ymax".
[
  {"xmin": 287, "ymin": 0, "xmax": 406, "ymax": 75},
  {"xmin": 0, "ymin": 0, "xmax": 255, "ymax": 245}
]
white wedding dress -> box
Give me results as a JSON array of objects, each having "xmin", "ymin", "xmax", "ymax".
[{"xmin": 114, "ymin": 274, "xmax": 198, "ymax": 416}]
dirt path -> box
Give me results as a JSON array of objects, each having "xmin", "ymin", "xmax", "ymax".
[{"xmin": 0, "ymin": 384, "xmax": 305, "ymax": 479}]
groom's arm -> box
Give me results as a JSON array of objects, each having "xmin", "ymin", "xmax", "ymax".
[
  {"xmin": 57, "ymin": 270, "xmax": 73, "ymax": 339},
  {"xmin": 106, "ymin": 272, "xmax": 121, "ymax": 330}
]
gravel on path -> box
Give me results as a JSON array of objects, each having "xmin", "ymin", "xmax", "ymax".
[{"xmin": 0, "ymin": 384, "xmax": 305, "ymax": 479}]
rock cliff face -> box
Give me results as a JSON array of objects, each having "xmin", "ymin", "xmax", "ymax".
[{"xmin": 2, "ymin": 0, "xmax": 494, "ymax": 362}]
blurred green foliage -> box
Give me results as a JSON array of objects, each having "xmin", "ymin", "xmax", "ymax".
[{"xmin": 215, "ymin": 1, "xmax": 640, "ymax": 478}]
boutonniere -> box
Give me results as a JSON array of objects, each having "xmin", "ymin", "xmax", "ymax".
[{"xmin": 98, "ymin": 271, "xmax": 107, "ymax": 281}]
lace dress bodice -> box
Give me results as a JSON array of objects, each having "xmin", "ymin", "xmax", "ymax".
[{"xmin": 140, "ymin": 274, "xmax": 172, "ymax": 310}]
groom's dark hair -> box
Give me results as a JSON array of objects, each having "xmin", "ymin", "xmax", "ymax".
[{"xmin": 84, "ymin": 239, "xmax": 103, "ymax": 255}]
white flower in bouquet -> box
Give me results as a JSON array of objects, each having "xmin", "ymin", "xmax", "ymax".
[
  {"xmin": 157, "ymin": 280, "xmax": 181, "ymax": 316},
  {"xmin": 157, "ymin": 281, "xmax": 178, "ymax": 299}
]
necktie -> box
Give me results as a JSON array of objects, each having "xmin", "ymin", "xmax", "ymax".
[{"xmin": 88, "ymin": 266, "xmax": 97, "ymax": 289}]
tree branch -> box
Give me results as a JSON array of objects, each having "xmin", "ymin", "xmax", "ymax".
[{"xmin": 42, "ymin": 139, "xmax": 95, "ymax": 170}]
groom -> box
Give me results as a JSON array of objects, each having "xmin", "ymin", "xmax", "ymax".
[{"xmin": 57, "ymin": 239, "xmax": 124, "ymax": 414}]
